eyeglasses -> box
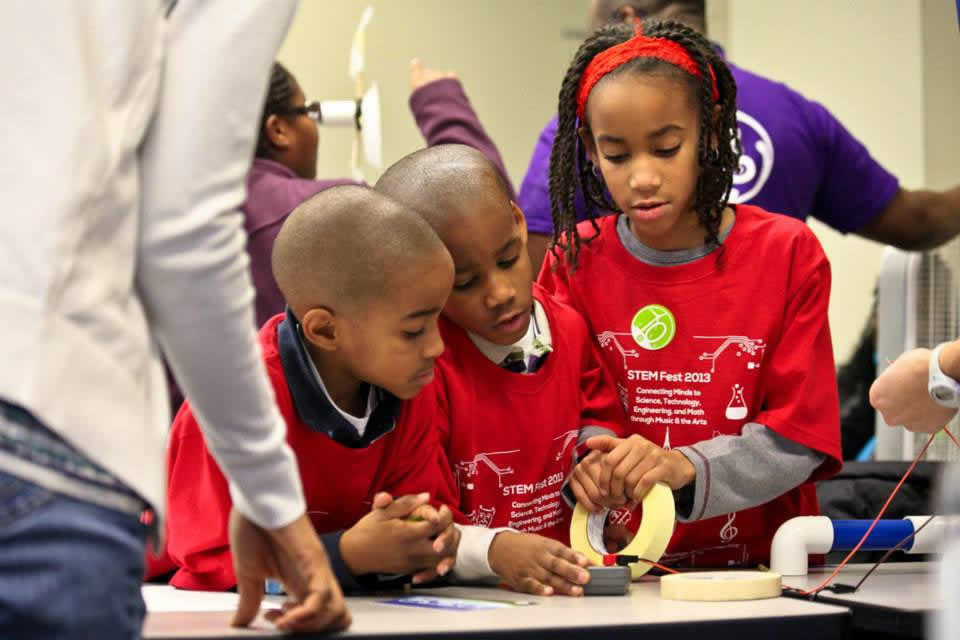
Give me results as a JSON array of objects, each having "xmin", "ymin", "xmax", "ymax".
[{"xmin": 276, "ymin": 100, "xmax": 321, "ymax": 124}]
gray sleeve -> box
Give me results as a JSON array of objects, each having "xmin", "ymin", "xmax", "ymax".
[
  {"xmin": 136, "ymin": 0, "xmax": 304, "ymax": 529},
  {"xmin": 673, "ymin": 423, "xmax": 826, "ymax": 522}
]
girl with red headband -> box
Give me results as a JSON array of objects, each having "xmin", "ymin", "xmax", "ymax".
[{"xmin": 539, "ymin": 20, "xmax": 842, "ymax": 569}]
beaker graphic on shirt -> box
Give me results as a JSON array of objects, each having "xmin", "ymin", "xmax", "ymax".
[{"xmin": 725, "ymin": 384, "xmax": 748, "ymax": 420}]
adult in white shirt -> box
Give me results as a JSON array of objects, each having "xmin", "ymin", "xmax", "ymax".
[
  {"xmin": 870, "ymin": 339, "xmax": 960, "ymax": 640},
  {"xmin": 0, "ymin": 1, "xmax": 349, "ymax": 637}
]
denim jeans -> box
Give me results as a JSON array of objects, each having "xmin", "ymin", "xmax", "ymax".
[{"xmin": 0, "ymin": 469, "xmax": 148, "ymax": 639}]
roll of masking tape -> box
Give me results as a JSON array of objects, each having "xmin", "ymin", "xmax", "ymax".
[
  {"xmin": 569, "ymin": 482, "xmax": 675, "ymax": 579},
  {"xmin": 660, "ymin": 571, "xmax": 782, "ymax": 601}
]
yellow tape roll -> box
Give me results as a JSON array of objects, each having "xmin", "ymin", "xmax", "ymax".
[
  {"xmin": 660, "ymin": 571, "xmax": 782, "ymax": 601},
  {"xmin": 569, "ymin": 482, "xmax": 676, "ymax": 579}
]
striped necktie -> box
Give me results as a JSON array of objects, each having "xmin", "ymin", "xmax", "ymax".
[{"xmin": 501, "ymin": 349, "xmax": 527, "ymax": 373}]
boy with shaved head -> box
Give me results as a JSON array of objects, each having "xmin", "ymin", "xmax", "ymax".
[
  {"xmin": 376, "ymin": 145, "xmax": 626, "ymax": 597},
  {"xmin": 165, "ymin": 185, "xmax": 462, "ymax": 592}
]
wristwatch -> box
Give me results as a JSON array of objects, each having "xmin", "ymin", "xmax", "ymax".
[{"xmin": 929, "ymin": 342, "xmax": 960, "ymax": 408}]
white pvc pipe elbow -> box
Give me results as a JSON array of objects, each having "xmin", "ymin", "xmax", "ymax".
[
  {"xmin": 770, "ymin": 515, "xmax": 959, "ymax": 577},
  {"xmin": 770, "ymin": 516, "xmax": 834, "ymax": 576},
  {"xmin": 904, "ymin": 515, "xmax": 956, "ymax": 554}
]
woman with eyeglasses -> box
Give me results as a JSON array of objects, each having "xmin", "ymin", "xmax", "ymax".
[{"xmin": 245, "ymin": 60, "xmax": 514, "ymax": 328}]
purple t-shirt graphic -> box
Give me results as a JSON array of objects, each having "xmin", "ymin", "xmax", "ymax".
[{"xmin": 518, "ymin": 61, "xmax": 899, "ymax": 235}]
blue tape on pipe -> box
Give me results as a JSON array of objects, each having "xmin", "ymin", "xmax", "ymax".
[
  {"xmin": 854, "ymin": 436, "xmax": 876, "ymax": 462},
  {"xmin": 831, "ymin": 519, "xmax": 915, "ymax": 551}
]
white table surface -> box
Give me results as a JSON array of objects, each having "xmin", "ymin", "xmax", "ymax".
[
  {"xmin": 143, "ymin": 577, "xmax": 850, "ymax": 639},
  {"xmin": 783, "ymin": 561, "xmax": 939, "ymax": 612},
  {"xmin": 783, "ymin": 561, "xmax": 938, "ymax": 638}
]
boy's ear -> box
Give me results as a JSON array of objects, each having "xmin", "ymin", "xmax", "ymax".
[
  {"xmin": 577, "ymin": 126, "xmax": 598, "ymax": 165},
  {"xmin": 264, "ymin": 114, "xmax": 291, "ymax": 151},
  {"xmin": 510, "ymin": 200, "xmax": 528, "ymax": 245},
  {"xmin": 300, "ymin": 307, "xmax": 339, "ymax": 351}
]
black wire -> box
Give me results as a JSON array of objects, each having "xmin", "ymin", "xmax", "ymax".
[
  {"xmin": 822, "ymin": 516, "xmax": 937, "ymax": 595},
  {"xmin": 852, "ymin": 516, "xmax": 936, "ymax": 591}
]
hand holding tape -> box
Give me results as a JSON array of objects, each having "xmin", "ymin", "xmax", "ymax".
[{"xmin": 569, "ymin": 481, "xmax": 675, "ymax": 579}]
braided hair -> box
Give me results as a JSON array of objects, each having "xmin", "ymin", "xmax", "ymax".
[
  {"xmin": 549, "ymin": 20, "xmax": 740, "ymax": 268},
  {"xmin": 255, "ymin": 62, "xmax": 298, "ymax": 158}
]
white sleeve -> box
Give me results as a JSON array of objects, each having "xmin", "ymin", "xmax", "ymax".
[
  {"xmin": 452, "ymin": 525, "xmax": 514, "ymax": 581},
  {"xmin": 136, "ymin": 0, "xmax": 304, "ymax": 529}
]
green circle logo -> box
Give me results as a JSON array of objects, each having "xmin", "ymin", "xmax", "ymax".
[{"xmin": 631, "ymin": 304, "xmax": 676, "ymax": 350}]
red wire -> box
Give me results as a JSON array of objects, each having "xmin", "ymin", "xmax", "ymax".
[
  {"xmin": 783, "ymin": 430, "xmax": 937, "ymax": 595},
  {"xmin": 629, "ymin": 426, "xmax": 959, "ymax": 592},
  {"xmin": 637, "ymin": 559, "xmax": 680, "ymax": 574},
  {"xmin": 944, "ymin": 426, "xmax": 959, "ymax": 449},
  {"xmin": 784, "ymin": 422, "xmax": 960, "ymax": 596}
]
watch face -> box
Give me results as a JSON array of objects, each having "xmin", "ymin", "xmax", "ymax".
[{"xmin": 932, "ymin": 386, "xmax": 956, "ymax": 403}]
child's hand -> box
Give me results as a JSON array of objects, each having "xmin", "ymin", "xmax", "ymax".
[
  {"xmin": 407, "ymin": 501, "xmax": 460, "ymax": 584},
  {"xmin": 488, "ymin": 532, "xmax": 591, "ymax": 597},
  {"xmin": 586, "ymin": 435, "xmax": 695, "ymax": 505},
  {"xmin": 570, "ymin": 450, "xmax": 626, "ymax": 513},
  {"xmin": 409, "ymin": 58, "xmax": 457, "ymax": 91},
  {"xmin": 603, "ymin": 521, "xmax": 633, "ymax": 553},
  {"xmin": 339, "ymin": 492, "xmax": 460, "ymax": 583}
]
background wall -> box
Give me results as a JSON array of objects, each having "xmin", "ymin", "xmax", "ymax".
[
  {"xmin": 726, "ymin": 0, "xmax": 925, "ymax": 364},
  {"xmin": 277, "ymin": 1, "xmax": 585, "ymax": 186},
  {"xmin": 922, "ymin": 0, "xmax": 960, "ymax": 193},
  {"xmin": 278, "ymin": 0, "xmax": 956, "ymax": 364}
]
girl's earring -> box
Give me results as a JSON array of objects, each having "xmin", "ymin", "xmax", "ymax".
[
  {"xmin": 707, "ymin": 147, "xmax": 721, "ymax": 164},
  {"xmin": 591, "ymin": 163, "xmax": 602, "ymax": 178}
]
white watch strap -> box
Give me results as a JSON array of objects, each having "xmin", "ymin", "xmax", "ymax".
[{"xmin": 929, "ymin": 343, "xmax": 960, "ymax": 409}]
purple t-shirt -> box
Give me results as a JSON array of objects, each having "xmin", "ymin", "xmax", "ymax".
[
  {"xmin": 517, "ymin": 61, "xmax": 899, "ymax": 235},
  {"xmin": 243, "ymin": 159, "xmax": 355, "ymax": 328},
  {"xmin": 243, "ymin": 78, "xmax": 515, "ymax": 329}
]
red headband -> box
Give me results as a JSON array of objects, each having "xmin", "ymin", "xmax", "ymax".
[{"xmin": 576, "ymin": 23, "xmax": 719, "ymax": 120}]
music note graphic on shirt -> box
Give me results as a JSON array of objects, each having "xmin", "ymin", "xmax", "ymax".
[
  {"xmin": 553, "ymin": 430, "xmax": 579, "ymax": 462},
  {"xmin": 616, "ymin": 382, "xmax": 630, "ymax": 413},
  {"xmin": 608, "ymin": 508, "xmax": 632, "ymax": 526},
  {"xmin": 464, "ymin": 505, "xmax": 496, "ymax": 528},
  {"xmin": 720, "ymin": 513, "xmax": 739, "ymax": 543}
]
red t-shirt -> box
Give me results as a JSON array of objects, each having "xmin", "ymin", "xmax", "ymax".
[
  {"xmin": 165, "ymin": 314, "xmax": 455, "ymax": 590},
  {"xmin": 539, "ymin": 205, "xmax": 841, "ymax": 567},
  {"xmin": 435, "ymin": 284, "xmax": 626, "ymax": 544}
]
